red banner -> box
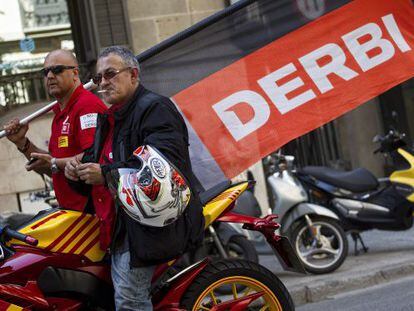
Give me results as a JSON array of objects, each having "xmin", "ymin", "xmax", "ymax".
[{"xmin": 173, "ymin": 0, "xmax": 414, "ymax": 179}]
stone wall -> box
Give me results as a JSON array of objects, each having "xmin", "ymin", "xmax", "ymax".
[
  {"xmin": 126, "ymin": 0, "xmax": 227, "ymax": 53},
  {"xmin": 0, "ymin": 114, "xmax": 52, "ymax": 212},
  {"xmin": 336, "ymin": 99, "xmax": 385, "ymax": 177}
]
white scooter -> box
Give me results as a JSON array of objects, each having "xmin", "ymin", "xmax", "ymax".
[
  {"xmin": 235, "ymin": 154, "xmax": 348, "ymax": 274},
  {"xmin": 266, "ymin": 153, "xmax": 348, "ymax": 274}
]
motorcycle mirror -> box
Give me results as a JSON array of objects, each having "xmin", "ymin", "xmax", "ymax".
[{"xmin": 372, "ymin": 135, "xmax": 381, "ymax": 143}]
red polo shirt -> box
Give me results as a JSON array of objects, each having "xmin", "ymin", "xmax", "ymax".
[{"xmin": 49, "ymin": 85, "xmax": 107, "ymax": 211}]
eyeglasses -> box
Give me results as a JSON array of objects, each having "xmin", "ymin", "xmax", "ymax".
[
  {"xmin": 92, "ymin": 67, "xmax": 131, "ymax": 85},
  {"xmin": 41, "ymin": 65, "xmax": 77, "ymax": 77}
]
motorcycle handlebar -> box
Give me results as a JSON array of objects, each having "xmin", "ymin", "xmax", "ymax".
[
  {"xmin": 373, "ymin": 130, "xmax": 406, "ymax": 154},
  {"xmin": 4, "ymin": 227, "xmax": 38, "ymax": 246},
  {"xmin": 374, "ymin": 131, "xmax": 397, "ymax": 142}
]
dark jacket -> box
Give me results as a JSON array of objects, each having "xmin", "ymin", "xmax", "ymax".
[{"xmin": 85, "ymin": 84, "xmax": 204, "ymax": 266}]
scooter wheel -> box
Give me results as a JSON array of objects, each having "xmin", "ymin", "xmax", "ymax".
[
  {"xmin": 290, "ymin": 216, "xmax": 348, "ymax": 274},
  {"xmin": 181, "ymin": 259, "xmax": 294, "ymax": 310}
]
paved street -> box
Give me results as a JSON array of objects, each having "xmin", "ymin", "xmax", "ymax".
[
  {"xmin": 258, "ymin": 226, "xmax": 414, "ymax": 306},
  {"xmin": 297, "ymin": 275, "xmax": 414, "ymax": 311}
]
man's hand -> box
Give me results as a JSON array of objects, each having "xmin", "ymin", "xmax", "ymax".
[
  {"xmin": 65, "ymin": 156, "xmax": 82, "ymax": 181},
  {"xmin": 26, "ymin": 152, "xmax": 52, "ymax": 171},
  {"xmin": 3, "ymin": 118, "xmax": 29, "ymax": 147},
  {"xmin": 76, "ymin": 163, "xmax": 105, "ymax": 185}
]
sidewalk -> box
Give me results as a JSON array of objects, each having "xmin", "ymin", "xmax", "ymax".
[{"xmin": 260, "ymin": 247, "xmax": 414, "ymax": 306}]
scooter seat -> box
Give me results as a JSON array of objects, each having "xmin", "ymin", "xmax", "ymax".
[
  {"xmin": 299, "ymin": 166, "xmax": 379, "ymax": 193},
  {"xmin": 199, "ymin": 180, "xmax": 232, "ymax": 205}
]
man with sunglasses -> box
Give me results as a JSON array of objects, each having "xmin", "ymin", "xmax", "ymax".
[
  {"xmin": 4, "ymin": 49, "xmax": 107, "ymax": 212},
  {"xmin": 65, "ymin": 46, "xmax": 204, "ymax": 310}
]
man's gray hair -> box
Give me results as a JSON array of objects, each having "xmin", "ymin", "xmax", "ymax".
[{"xmin": 98, "ymin": 46, "xmax": 141, "ymax": 74}]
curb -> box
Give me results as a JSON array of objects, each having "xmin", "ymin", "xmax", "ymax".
[{"xmin": 287, "ymin": 261, "xmax": 414, "ymax": 306}]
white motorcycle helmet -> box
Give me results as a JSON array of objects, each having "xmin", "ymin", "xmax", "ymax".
[{"xmin": 112, "ymin": 145, "xmax": 191, "ymax": 227}]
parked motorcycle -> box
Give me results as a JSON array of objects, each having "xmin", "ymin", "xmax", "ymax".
[
  {"xmin": 5, "ymin": 178, "xmax": 259, "ymax": 266},
  {"xmin": 232, "ymin": 156, "xmax": 348, "ymax": 274},
  {"xmin": 266, "ymin": 153, "xmax": 348, "ymax": 274},
  {"xmin": 0, "ymin": 180, "xmax": 304, "ymax": 310},
  {"xmin": 296, "ymin": 130, "xmax": 414, "ymax": 255}
]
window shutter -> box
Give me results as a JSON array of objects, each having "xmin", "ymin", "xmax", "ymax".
[
  {"xmin": 67, "ymin": 0, "xmax": 132, "ymax": 67},
  {"xmin": 93, "ymin": 0, "xmax": 131, "ymax": 48}
]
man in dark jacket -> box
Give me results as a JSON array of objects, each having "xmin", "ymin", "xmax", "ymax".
[{"xmin": 65, "ymin": 46, "xmax": 204, "ymax": 310}]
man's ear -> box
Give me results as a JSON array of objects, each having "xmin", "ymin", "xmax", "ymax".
[
  {"xmin": 73, "ymin": 67, "xmax": 80, "ymax": 82},
  {"xmin": 131, "ymin": 67, "xmax": 139, "ymax": 82}
]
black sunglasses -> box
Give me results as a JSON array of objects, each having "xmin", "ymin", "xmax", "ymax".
[
  {"xmin": 93, "ymin": 67, "xmax": 131, "ymax": 85},
  {"xmin": 41, "ymin": 65, "xmax": 77, "ymax": 77}
]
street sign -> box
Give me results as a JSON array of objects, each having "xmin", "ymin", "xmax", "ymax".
[{"xmin": 19, "ymin": 37, "xmax": 35, "ymax": 52}]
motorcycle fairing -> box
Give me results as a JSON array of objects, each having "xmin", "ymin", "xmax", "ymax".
[
  {"xmin": 38, "ymin": 266, "xmax": 114, "ymax": 309},
  {"xmin": 152, "ymin": 258, "xmax": 210, "ymax": 310},
  {"xmin": 0, "ymin": 280, "xmax": 49, "ymax": 308},
  {"xmin": 203, "ymin": 182, "xmax": 249, "ymax": 227},
  {"xmin": 390, "ymin": 148, "xmax": 414, "ymax": 202},
  {"xmin": 0, "ymin": 280, "xmax": 83, "ymax": 310},
  {"xmin": 199, "ymin": 180, "xmax": 232, "ymax": 205},
  {"xmin": 8, "ymin": 210, "xmax": 105, "ymax": 262}
]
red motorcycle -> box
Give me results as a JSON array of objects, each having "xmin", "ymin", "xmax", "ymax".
[{"xmin": 0, "ymin": 181, "xmax": 304, "ymax": 310}]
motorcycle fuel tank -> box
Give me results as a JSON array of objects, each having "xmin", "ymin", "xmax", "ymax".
[{"xmin": 9, "ymin": 209, "xmax": 105, "ymax": 262}]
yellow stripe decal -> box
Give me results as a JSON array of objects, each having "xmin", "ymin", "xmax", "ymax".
[
  {"xmin": 51, "ymin": 216, "xmax": 91, "ymax": 252},
  {"xmin": 63, "ymin": 218, "xmax": 99, "ymax": 253},
  {"xmin": 75, "ymin": 227, "xmax": 100, "ymax": 255}
]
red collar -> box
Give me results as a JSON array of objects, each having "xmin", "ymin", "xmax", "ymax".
[
  {"xmin": 52, "ymin": 84, "xmax": 84, "ymax": 116},
  {"xmin": 108, "ymin": 103, "xmax": 123, "ymax": 115}
]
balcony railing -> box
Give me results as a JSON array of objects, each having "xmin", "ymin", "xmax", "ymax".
[
  {"xmin": 0, "ymin": 65, "xmax": 94, "ymax": 116},
  {"xmin": 0, "ymin": 71, "xmax": 49, "ymax": 115}
]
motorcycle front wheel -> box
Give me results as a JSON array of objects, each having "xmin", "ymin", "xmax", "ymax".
[
  {"xmin": 290, "ymin": 216, "xmax": 348, "ymax": 274},
  {"xmin": 181, "ymin": 259, "xmax": 294, "ymax": 311}
]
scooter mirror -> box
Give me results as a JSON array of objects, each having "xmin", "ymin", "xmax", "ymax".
[{"xmin": 285, "ymin": 155, "xmax": 295, "ymax": 162}]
